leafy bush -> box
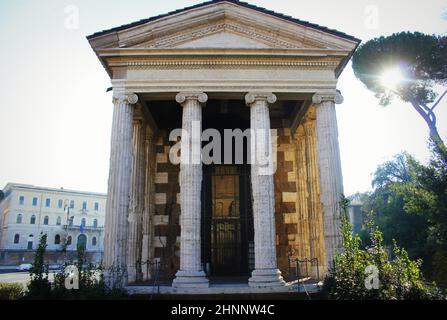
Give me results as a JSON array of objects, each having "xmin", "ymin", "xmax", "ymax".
[
  {"xmin": 25, "ymin": 233, "xmax": 52, "ymax": 299},
  {"xmin": 357, "ymin": 152, "xmax": 447, "ymax": 287},
  {"xmin": 322, "ymin": 197, "xmax": 445, "ymax": 300},
  {"xmin": 0, "ymin": 283, "xmax": 24, "ymax": 300},
  {"xmin": 51, "ymin": 245, "xmax": 127, "ymax": 299},
  {"xmin": 23, "ymin": 233, "xmax": 127, "ymax": 299}
]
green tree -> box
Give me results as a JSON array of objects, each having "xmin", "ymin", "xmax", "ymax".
[
  {"xmin": 362, "ymin": 153, "xmax": 430, "ymax": 260},
  {"xmin": 392, "ymin": 151, "xmax": 447, "ymax": 286},
  {"xmin": 26, "ymin": 233, "xmax": 52, "ymax": 299},
  {"xmin": 352, "ymin": 32, "xmax": 447, "ymax": 164},
  {"xmin": 360, "ymin": 152, "xmax": 447, "ymax": 286}
]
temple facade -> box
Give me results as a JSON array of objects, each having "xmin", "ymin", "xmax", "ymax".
[{"xmin": 87, "ymin": 0, "xmax": 360, "ymax": 292}]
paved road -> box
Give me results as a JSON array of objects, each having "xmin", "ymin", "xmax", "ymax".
[{"xmin": 0, "ymin": 271, "xmax": 56, "ymax": 287}]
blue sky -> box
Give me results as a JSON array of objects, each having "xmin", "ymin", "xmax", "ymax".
[{"xmin": 0, "ymin": 0, "xmax": 446, "ymax": 195}]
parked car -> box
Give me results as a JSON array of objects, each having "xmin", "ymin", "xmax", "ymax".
[
  {"xmin": 49, "ymin": 264, "xmax": 63, "ymax": 271},
  {"xmin": 16, "ymin": 263, "xmax": 32, "ymax": 271}
]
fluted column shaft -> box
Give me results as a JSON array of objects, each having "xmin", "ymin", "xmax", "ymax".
[
  {"xmin": 104, "ymin": 93, "xmax": 138, "ymax": 288},
  {"xmin": 245, "ymin": 92, "xmax": 285, "ymax": 287},
  {"xmin": 313, "ymin": 92, "xmax": 344, "ymax": 268},
  {"xmin": 294, "ymin": 128, "xmax": 311, "ymax": 261},
  {"xmin": 141, "ymin": 130, "xmax": 154, "ymax": 281},
  {"xmin": 127, "ymin": 118, "xmax": 146, "ymax": 283},
  {"xmin": 304, "ymin": 119, "xmax": 326, "ymax": 276},
  {"xmin": 172, "ymin": 92, "xmax": 209, "ymax": 288}
]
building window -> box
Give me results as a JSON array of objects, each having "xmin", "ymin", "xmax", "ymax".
[
  {"xmin": 56, "ymin": 216, "xmax": 62, "ymax": 226},
  {"xmin": 70, "ymin": 200, "xmax": 74, "ymax": 209},
  {"xmin": 92, "ymin": 237, "xmax": 97, "ymax": 246},
  {"xmin": 77, "ymin": 234, "xmax": 87, "ymax": 251},
  {"xmin": 66, "ymin": 236, "xmax": 72, "ymax": 245},
  {"xmin": 69, "ymin": 216, "xmax": 74, "ymax": 226},
  {"xmin": 14, "ymin": 234, "xmax": 20, "ymax": 244},
  {"xmin": 30, "ymin": 215, "xmax": 36, "ymax": 224},
  {"xmin": 81, "ymin": 218, "xmax": 86, "ymax": 227},
  {"xmin": 94, "ymin": 202, "xmax": 99, "ymax": 211},
  {"xmin": 54, "ymin": 234, "xmax": 61, "ymax": 245},
  {"xmin": 43, "ymin": 216, "xmax": 49, "ymax": 225},
  {"xmin": 16, "ymin": 214, "xmax": 23, "ymax": 224},
  {"xmin": 93, "ymin": 219, "xmax": 98, "ymax": 228},
  {"xmin": 27, "ymin": 235, "xmax": 33, "ymax": 250},
  {"xmin": 82, "ymin": 201, "xmax": 87, "ymax": 210},
  {"xmin": 45, "ymin": 198, "xmax": 51, "ymax": 207},
  {"xmin": 58, "ymin": 199, "xmax": 63, "ymax": 208},
  {"xmin": 19, "ymin": 196, "xmax": 25, "ymax": 205},
  {"xmin": 32, "ymin": 197, "xmax": 38, "ymax": 206}
]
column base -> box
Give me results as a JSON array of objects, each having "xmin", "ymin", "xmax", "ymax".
[
  {"xmin": 249, "ymin": 269, "xmax": 285, "ymax": 287},
  {"xmin": 127, "ymin": 266, "xmax": 138, "ymax": 284},
  {"xmin": 172, "ymin": 270, "xmax": 209, "ymax": 288}
]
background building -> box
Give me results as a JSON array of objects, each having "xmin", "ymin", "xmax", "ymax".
[
  {"xmin": 0, "ymin": 183, "xmax": 106, "ymax": 265},
  {"xmin": 348, "ymin": 193, "xmax": 365, "ymax": 234}
]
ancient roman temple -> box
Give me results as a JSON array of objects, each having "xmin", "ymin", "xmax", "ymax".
[{"xmin": 87, "ymin": 0, "xmax": 360, "ymax": 293}]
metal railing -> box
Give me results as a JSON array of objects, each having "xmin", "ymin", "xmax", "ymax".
[
  {"xmin": 287, "ymin": 257, "xmax": 320, "ymax": 282},
  {"xmin": 137, "ymin": 260, "xmax": 174, "ymax": 298}
]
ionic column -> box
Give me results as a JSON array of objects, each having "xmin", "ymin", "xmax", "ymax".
[
  {"xmin": 312, "ymin": 92, "xmax": 344, "ymax": 268},
  {"xmin": 172, "ymin": 92, "xmax": 209, "ymax": 288},
  {"xmin": 127, "ymin": 116, "xmax": 146, "ymax": 283},
  {"xmin": 303, "ymin": 118, "xmax": 327, "ymax": 277},
  {"xmin": 293, "ymin": 128, "xmax": 311, "ymax": 262},
  {"xmin": 141, "ymin": 129, "xmax": 155, "ymax": 281},
  {"xmin": 104, "ymin": 93, "xmax": 138, "ymax": 288},
  {"xmin": 245, "ymin": 92, "xmax": 285, "ymax": 287}
]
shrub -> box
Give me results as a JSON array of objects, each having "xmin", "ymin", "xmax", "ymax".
[
  {"xmin": 25, "ymin": 233, "xmax": 52, "ymax": 299},
  {"xmin": 22, "ymin": 233, "xmax": 128, "ymax": 299},
  {"xmin": 52, "ymin": 245, "xmax": 127, "ymax": 299},
  {"xmin": 0, "ymin": 283, "xmax": 24, "ymax": 300},
  {"xmin": 322, "ymin": 196, "xmax": 445, "ymax": 300}
]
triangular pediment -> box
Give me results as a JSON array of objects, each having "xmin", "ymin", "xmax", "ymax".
[
  {"xmin": 144, "ymin": 30, "xmax": 274, "ymax": 49},
  {"xmin": 131, "ymin": 20, "xmax": 325, "ymax": 49},
  {"xmin": 89, "ymin": 1, "xmax": 359, "ymax": 51}
]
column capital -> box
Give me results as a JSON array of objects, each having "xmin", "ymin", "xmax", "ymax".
[
  {"xmin": 245, "ymin": 92, "xmax": 277, "ymax": 106},
  {"xmin": 175, "ymin": 92, "xmax": 208, "ymax": 105},
  {"xmin": 312, "ymin": 92, "xmax": 343, "ymax": 105},
  {"xmin": 113, "ymin": 93, "xmax": 139, "ymax": 105}
]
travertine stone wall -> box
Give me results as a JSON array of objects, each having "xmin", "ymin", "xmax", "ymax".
[
  {"xmin": 274, "ymin": 106, "xmax": 327, "ymax": 279},
  {"xmin": 152, "ymin": 130, "xmax": 181, "ymax": 278},
  {"xmin": 274, "ymin": 127, "xmax": 298, "ymax": 272},
  {"xmin": 138, "ymin": 107, "xmax": 328, "ymax": 282}
]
